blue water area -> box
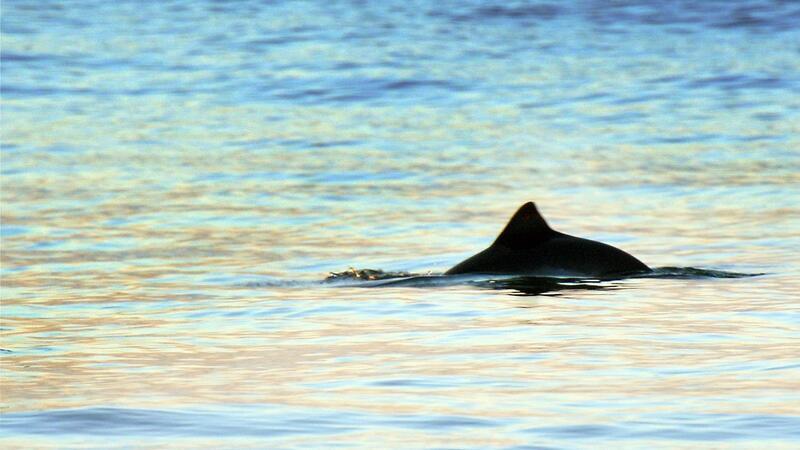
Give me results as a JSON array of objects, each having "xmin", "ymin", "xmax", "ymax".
[
  {"xmin": 2, "ymin": 0, "xmax": 800, "ymax": 448},
  {"xmin": 3, "ymin": 406, "xmax": 799, "ymax": 444}
]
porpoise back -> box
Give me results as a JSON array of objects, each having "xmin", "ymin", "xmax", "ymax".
[{"xmin": 445, "ymin": 202, "xmax": 650, "ymax": 277}]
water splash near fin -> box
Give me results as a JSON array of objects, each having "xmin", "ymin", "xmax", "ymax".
[
  {"xmin": 638, "ymin": 267, "xmax": 765, "ymax": 279},
  {"xmin": 325, "ymin": 268, "xmax": 416, "ymax": 282},
  {"xmin": 320, "ymin": 266, "xmax": 764, "ymax": 294}
]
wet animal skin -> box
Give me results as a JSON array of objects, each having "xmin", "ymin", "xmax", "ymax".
[{"xmin": 446, "ymin": 202, "xmax": 650, "ymax": 278}]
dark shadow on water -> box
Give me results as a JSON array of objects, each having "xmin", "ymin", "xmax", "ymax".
[
  {"xmin": 326, "ymin": 272, "xmax": 622, "ymax": 296},
  {"xmin": 473, "ymin": 276, "xmax": 617, "ymax": 297},
  {"xmin": 322, "ymin": 267, "xmax": 764, "ymax": 296}
]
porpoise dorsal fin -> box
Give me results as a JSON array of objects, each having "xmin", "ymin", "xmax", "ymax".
[{"xmin": 492, "ymin": 202, "xmax": 554, "ymax": 248}]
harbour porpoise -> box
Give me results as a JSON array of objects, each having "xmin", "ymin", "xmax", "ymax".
[{"xmin": 446, "ymin": 202, "xmax": 650, "ymax": 278}]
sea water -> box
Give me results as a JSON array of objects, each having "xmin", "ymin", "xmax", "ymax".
[{"xmin": 2, "ymin": 0, "xmax": 800, "ymax": 448}]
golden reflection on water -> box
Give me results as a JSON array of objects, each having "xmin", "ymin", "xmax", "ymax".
[
  {"xmin": 3, "ymin": 97, "xmax": 799, "ymax": 446},
  {"xmin": 3, "ymin": 2, "xmax": 800, "ymax": 445},
  {"xmin": 4, "ymin": 276, "xmax": 799, "ymax": 423}
]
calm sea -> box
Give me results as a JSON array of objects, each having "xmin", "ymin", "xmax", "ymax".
[{"xmin": 2, "ymin": 0, "xmax": 800, "ymax": 448}]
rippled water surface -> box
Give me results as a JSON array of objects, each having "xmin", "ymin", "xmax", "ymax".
[{"xmin": 2, "ymin": 0, "xmax": 800, "ymax": 448}]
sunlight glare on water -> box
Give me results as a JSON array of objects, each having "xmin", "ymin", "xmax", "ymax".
[{"xmin": 2, "ymin": 0, "xmax": 800, "ymax": 448}]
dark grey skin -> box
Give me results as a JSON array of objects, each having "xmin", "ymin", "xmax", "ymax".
[{"xmin": 446, "ymin": 202, "xmax": 650, "ymax": 278}]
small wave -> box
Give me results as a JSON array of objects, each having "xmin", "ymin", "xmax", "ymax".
[
  {"xmin": 637, "ymin": 267, "xmax": 764, "ymax": 279},
  {"xmin": 441, "ymin": 4, "xmax": 561, "ymax": 22},
  {"xmin": 319, "ymin": 267, "xmax": 763, "ymax": 295},
  {"xmin": 325, "ymin": 268, "xmax": 416, "ymax": 282},
  {"xmin": 240, "ymin": 280, "xmax": 320, "ymax": 288},
  {"xmin": 241, "ymin": 267, "xmax": 762, "ymax": 293},
  {"xmin": 686, "ymin": 74, "xmax": 786, "ymax": 91},
  {"xmin": 324, "ymin": 272, "xmax": 619, "ymax": 296},
  {"xmin": 0, "ymin": 52, "xmax": 55, "ymax": 62},
  {"xmin": 327, "ymin": 266, "xmax": 761, "ymax": 283}
]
